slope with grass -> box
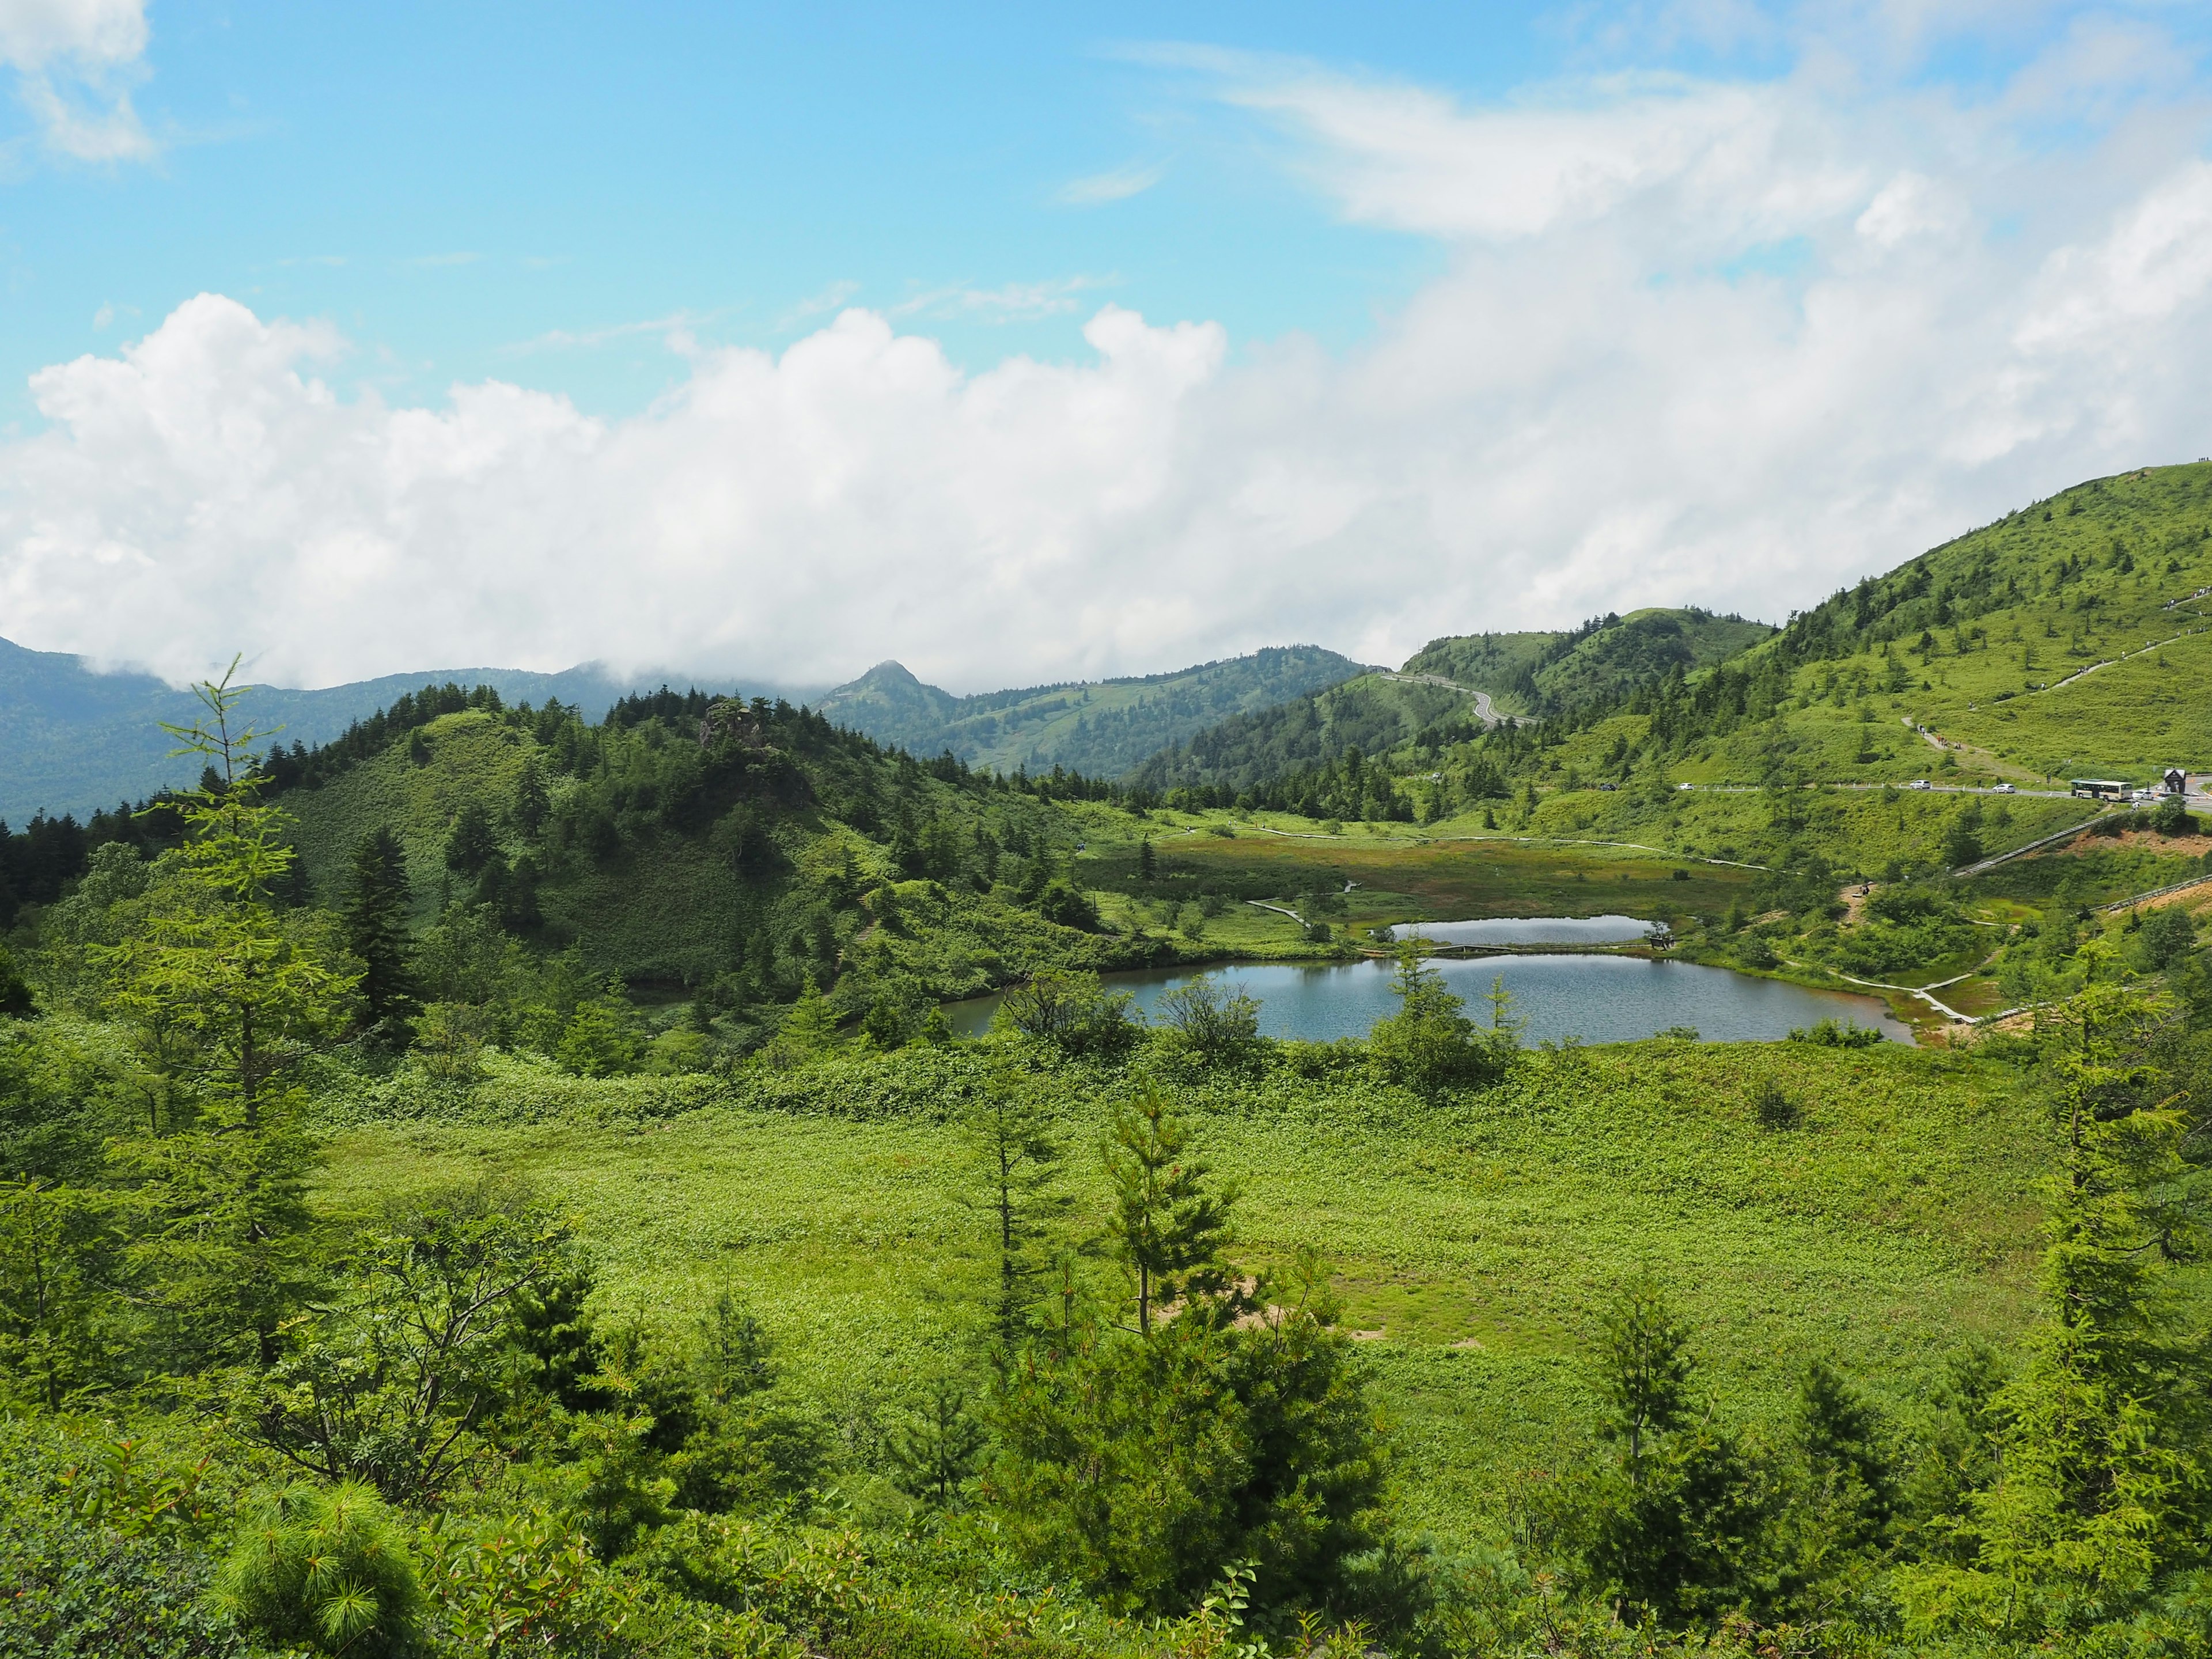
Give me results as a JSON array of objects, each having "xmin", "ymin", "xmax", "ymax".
[{"xmin": 1403, "ymin": 608, "xmax": 1774, "ymax": 716}]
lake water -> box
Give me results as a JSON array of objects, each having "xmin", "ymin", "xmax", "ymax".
[
  {"xmin": 1382, "ymin": 914, "xmax": 1653, "ymax": 946},
  {"xmin": 946, "ymin": 954, "xmax": 1912, "ymax": 1046}
]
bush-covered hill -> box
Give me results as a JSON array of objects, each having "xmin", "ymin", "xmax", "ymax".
[
  {"xmin": 1403, "ymin": 608, "xmax": 1773, "ymax": 716},
  {"xmin": 0, "ymin": 632, "xmax": 805, "ymax": 823},
  {"xmin": 1126, "ymin": 674, "xmax": 1476, "ymax": 797},
  {"xmin": 1128, "ymin": 610, "xmax": 1769, "ymax": 801},
  {"xmin": 815, "ymin": 645, "xmax": 1368, "ymax": 779},
  {"xmin": 267, "ymin": 685, "xmax": 1214, "ymax": 1027}
]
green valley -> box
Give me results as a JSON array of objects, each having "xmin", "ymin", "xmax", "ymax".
[{"xmin": 2, "ymin": 465, "xmax": 2211, "ymax": 1659}]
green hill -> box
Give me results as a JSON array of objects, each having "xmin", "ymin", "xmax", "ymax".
[
  {"xmin": 814, "ymin": 645, "xmax": 1366, "ymax": 779},
  {"xmin": 272, "ymin": 688, "xmax": 1209, "ymax": 1028},
  {"xmin": 0, "ymin": 633, "xmax": 812, "ymax": 823},
  {"xmin": 1126, "ymin": 672, "xmax": 1477, "ymax": 797},
  {"xmin": 1130, "ymin": 608, "xmax": 1769, "ymax": 797},
  {"xmin": 1499, "ymin": 462, "xmax": 2212, "ymax": 800},
  {"xmin": 1404, "ymin": 608, "xmax": 1773, "ymax": 714}
]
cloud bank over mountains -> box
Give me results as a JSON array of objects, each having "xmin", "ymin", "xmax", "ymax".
[{"xmin": 4, "ymin": 12, "xmax": 2211, "ymax": 692}]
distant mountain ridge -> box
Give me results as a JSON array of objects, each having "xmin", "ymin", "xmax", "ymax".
[
  {"xmin": 0, "ymin": 636, "xmax": 817, "ymax": 822},
  {"xmin": 813, "ymin": 646, "xmax": 1372, "ymax": 779}
]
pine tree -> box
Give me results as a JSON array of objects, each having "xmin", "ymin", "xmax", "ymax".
[
  {"xmin": 97, "ymin": 661, "xmax": 356, "ymax": 1366},
  {"xmin": 1904, "ymin": 956, "xmax": 2212, "ymax": 1642},
  {"xmin": 967, "ymin": 1071, "xmax": 1065, "ymax": 1347},
  {"xmin": 1101, "ymin": 1090, "xmax": 1237, "ymax": 1334},
  {"xmin": 343, "ymin": 827, "xmax": 416, "ymax": 1039}
]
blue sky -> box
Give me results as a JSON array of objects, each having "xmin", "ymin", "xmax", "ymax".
[
  {"xmin": 5, "ymin": 2, "xmax": 1576, "ymax": 423},
  {"xmin": 4, "ymin": 2, "xmax": 2212, "ymax": 690},
  {"xmin": 4, "ymin": 1, "xmax": 2135, "ymax": 422}
]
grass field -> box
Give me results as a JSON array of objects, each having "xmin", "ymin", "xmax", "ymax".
[
  {"xmin": 1070, "ymin": 805, "xmax": 1760, "ymax": 937},
  {"xmin": 314, "ymin": 1036, "xmax": 2054, "ymax": 1550}
]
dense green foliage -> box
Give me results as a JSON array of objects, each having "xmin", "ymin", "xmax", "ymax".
[{"xmin": 1404, "ymin": 608, "xmax": 1775, "ymax": 717}]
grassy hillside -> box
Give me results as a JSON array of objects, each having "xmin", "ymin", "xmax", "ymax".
[
  {"xmin": 1404, "ymin": 608, "xmax": 1772, "ymax": 715},
  {"xmin": 1653, "ymin": 463, "xmax": 2212, "ymax": 787},
  {"xmin": 815, "ymin": 645, "xmax": 1366, "ymax": 780},
  {"xmin": 1134, "ymin": 610, "xmax": 1770, "ymax": 797},
  {"xmin": 1128, "ymin": 673, "xmax": 1476, "ymax": 796}
]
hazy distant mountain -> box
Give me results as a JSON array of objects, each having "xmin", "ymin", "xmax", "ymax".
[
  {"xmin": 0, "ymin": 636, "xmax": 817, "ymax": 822},
  {"xmin": 815, "ymin": 646, "xmax": 1370, "ymax": 779}
]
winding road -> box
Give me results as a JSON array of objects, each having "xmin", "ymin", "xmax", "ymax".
[{"xmin": 1378, "ymin": 672, "xmax": 1507, "ymax": 728}]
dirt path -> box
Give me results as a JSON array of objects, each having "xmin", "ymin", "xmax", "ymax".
[{"xmin": 2037, "ymin": 618, "xmax": 2212, "ymax": 694}]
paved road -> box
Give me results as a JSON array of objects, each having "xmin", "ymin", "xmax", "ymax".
[{"xmin": 1378, "ymin": 672, "xmax": 1506, "ymax": 728}]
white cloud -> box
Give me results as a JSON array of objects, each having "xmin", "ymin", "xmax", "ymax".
[
  {"xmin": 1059, "ymin": 162, "xmax": 1165, "ymax": 205},
  {"xmin": 7, "ymin": 22, "xmax": 2212, "ymax": 695},
  {"xmin": 0, "ymin": 0, "xmax": 154, "ymax": 161},
  {"xmin": 891, "ymin": 275, "xmax": 1116, "ymax": 323}
]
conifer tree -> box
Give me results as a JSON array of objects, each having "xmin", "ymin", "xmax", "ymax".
[
  {"xmin": 98, "ymin": 661, "xmax": 356, "ymax": 1366},
  {"xmin": 1101, "ymin": 1090, "xmax": 1236, "ymax": 1334},
  {"xmin": 1905, "ymin": 954, "xmax": 2211, "ymax": 1642},
  {"xmin": 966, "ymin": 1071, "xmax": 1065, "ymax": 1347},
  {"xmin": 343, "ymin": 826, "xmax": 416, "ymax": 1039}
]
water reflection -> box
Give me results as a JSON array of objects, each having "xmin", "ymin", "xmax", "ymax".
[{"xmin": 946, "ymin": 954, "xmax": 1911, "ymax": 1047}]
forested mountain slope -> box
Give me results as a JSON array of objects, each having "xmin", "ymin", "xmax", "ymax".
[
  {"xmin": 266, "ymin": 684, "xmax": 1191, "ymax": 1029},
  {"xmin": 1130, "ymin": 608, "xmax": 1766, "ymax": 798},
  {"xmin": 0, "ymin": 634, "xmax": 806, "ymax": 821},
  {"xmin": 815, "ymin": 645, "xmax": 1365, "ymax": 779},
  {"xmin": 1404, "ymin": 608, "xmax": 1773, "ymax": 714}
]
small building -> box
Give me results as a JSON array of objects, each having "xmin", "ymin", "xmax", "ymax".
[{"xmin": 2163, "ymin": 767, "xmax": 2188, "ymax": 795}]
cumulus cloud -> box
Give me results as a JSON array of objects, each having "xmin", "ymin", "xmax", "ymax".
[
  {"xmin": 6, "ymin": 21, "xmax": 2212, "ymax": 694},
  {"xmin": 0, "ymin": 0, "xmax": 154, "ymax": 160}
]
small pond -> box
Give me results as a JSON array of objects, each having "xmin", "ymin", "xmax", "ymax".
[
  {"xmin": 946, "ymin": 953, "xmax": 1912, "ymax": 1047},
  {"xmin": 1381, "ymin": 914, "xmax": 1653, "ymax": 946}
]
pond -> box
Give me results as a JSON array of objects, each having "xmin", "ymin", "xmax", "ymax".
[
  {"xmin": 1380, "ymin": 914, "xmax": 1653, "ymax": 946},
  {"xmin": 946, "ymin": 954, "xmax": 1913, "ymax": 1046}
]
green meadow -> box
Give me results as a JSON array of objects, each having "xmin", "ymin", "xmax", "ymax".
[{"xmin": 312, "ymin": 1034, "xmax": 2053, "ymax": 1554}]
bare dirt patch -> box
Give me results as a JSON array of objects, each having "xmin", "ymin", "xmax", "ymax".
[{"xmin": 2058, "ymin": 828, "xmax": 2212, "ymax": 858}]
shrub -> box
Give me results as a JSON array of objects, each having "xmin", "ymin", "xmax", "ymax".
[
  {"xmin": 1036, "ymin": 882, "xmax": 1101, "ymax": 932},
  {"xmin": 1368, "ymin": 948, "xmax": 1512, "ymax": 1097},
  {"xmin": 2130, "ymin": 905, "xmax": 2198, "ymax": 972},
  {"xmin": 556, "ymin": 983, "xmax": 647, "ymax": 1077},
  {"xmin": 995, "ymin": 971, "xmax": 1137, "ymax": 1058},
  {"xmin": 1155, "ymin": 975, "xmax": 1264, "ymax": 1071},
  {"xmin": 210, "ymin": 1482, "xmax": 426, "ymax": 1657},
  {"xmin": 1750, "ymin": 1079, "xmax": 1801, "ymax": 1130},
  {"xmin": 1787, "ymin": 1017, "xmax": 1885, "ymax": 1049}
]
